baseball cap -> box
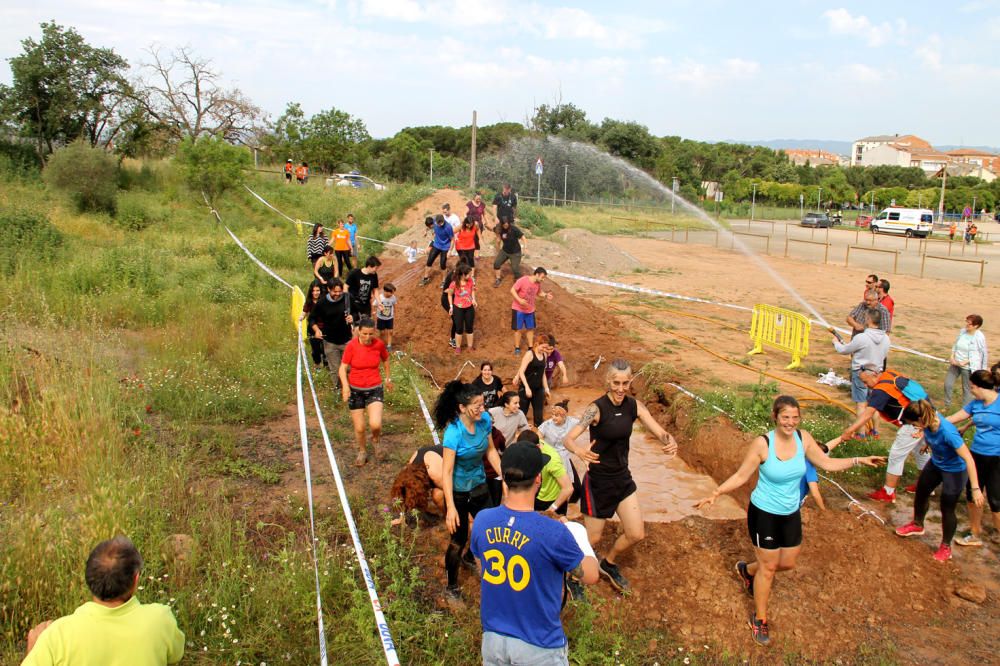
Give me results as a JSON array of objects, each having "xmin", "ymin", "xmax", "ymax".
[{"xmin": 501, "ymin": 442, "xmax": 550, "ymax": 482}]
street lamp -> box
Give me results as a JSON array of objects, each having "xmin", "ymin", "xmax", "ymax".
[
  {"xmin": 751, "ymin": 182, "xmax": 757, "ymax": 222},
  {"xmin": 563, "ymin": 164, "xmax": 569, "ymax": 205}
]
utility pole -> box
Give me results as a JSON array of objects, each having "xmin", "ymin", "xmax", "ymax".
[
  {"xmin": 469, "ymin": 111, "xmax": 477, "ymax": 190},
  {"xmin": 671, "ymin": 177, "xmax": 679, "ymax": 214},
  {"xmin": 563, "ymin": 164, "xmax": 568, "ymax": 204},
  {"xmin": 937, "ymin": 168, "xmax": 947, "ymax": 223},
  {"xmin": 429, "ymin": 148, "xmax": 434, "ymax": 183},
  {"xmin": 751, "ymin": 182, "xmax": 757, "ymax": 221},
  {"xmin": 817, "ymin": 187, "xmax": 822, "ymax": 212}
]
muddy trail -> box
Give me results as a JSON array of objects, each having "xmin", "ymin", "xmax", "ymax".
[{"xmin": 230, "ymin": 199, "xmax": 997, "ymax": 662}]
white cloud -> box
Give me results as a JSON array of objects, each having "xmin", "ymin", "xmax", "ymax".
[
  {"xmin": 822, "ymin": 8, "xmax": 895, "ymax": 47},
  {"xmin": 916, "ymin": 34, "xmax": 943, "ymax": 71},
  {"xmin": 844, "ymin": 63, "xmax": 883, "ymax": 83},
  {"xmin": 652, "ymin": 57, "xmax": 760, "ymax": 90},
  {"xmin": 987, "ymin": 17, "xmax": 1000, "ymax": 39},
  {"xmin": 359, "ymin": 0, "xmax": 424, "ymax": 21}
]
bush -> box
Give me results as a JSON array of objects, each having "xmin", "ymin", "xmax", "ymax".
[
  {"xmin": 176, "ymin": 136, "xmax": 250, "ymax": 204},
  {"xmin": 0, "ymin": 207, "xmax": 64, "ymax": 275},
  {"xmin": 42, "ymin": 141, "xmax": 119, "ymax": 213},
  {"xmin": 114, "ymin": 192, "xmax": 165, "ymax": 231},
  {"xmin": 0, "ymin": 138, "xmax": 41, "ymax": 177},
  {"xmin": 516, "ymin": 203, "xmax": 561, "ymax": 236}
]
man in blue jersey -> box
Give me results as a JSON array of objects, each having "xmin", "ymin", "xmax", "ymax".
[
  {"xmin": 470, "ymin": 442, "xmax": 599, "ymax": 665},
  {"xmin": 420, "ymin": 214, "xmax": 455, "ymax": 286}
]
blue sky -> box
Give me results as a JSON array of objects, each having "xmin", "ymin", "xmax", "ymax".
[{"xmin": 3, "ymin": 1, "xmax": 1000, "ymax": 147}]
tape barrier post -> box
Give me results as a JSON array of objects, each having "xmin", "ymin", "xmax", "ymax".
[
  {"xmin": 747, "ymin": 303, "xmax": 811, "ymax": 369},
  {"xmin": 292, "ymin": 286, "xmax": 307, "ymax": 340},
  {"xmin": 299, "ymin": 344, "xmax": 402, "ymax": 666},
  {"xmin": 294, "ymin": 341, "xmax": 330, "ymax": 666}
]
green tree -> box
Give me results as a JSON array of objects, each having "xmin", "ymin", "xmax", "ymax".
[
  {"xmin": 175, "ymin": 136, "xmax": 249, "ymax": 204},
  {"xmin": 0, "ymin": 22, "xmax": 132, "ymax": 162},
  {"xmin": 530, "ymin": 102, "xmax": 596, "ymax": 139},
  {"xmin": 42, "ymin": 141, "xmax": 119, "ymax": 213},
  {"xmin": 597, "ymin": 119, "xmax": 661, "ymax": 170},
  {"xmin": 381, "ymin": 132, "xmax": 424, "ymax": 182}
]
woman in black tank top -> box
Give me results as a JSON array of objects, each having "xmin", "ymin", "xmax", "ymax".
[
  {"xmin": 561, "ymin": 359, "xmax": 679, "ymax": 595},
  {"xmin": 390, "ymin": 445, "xmax": 446, "ymax": 525},
  {"xmin": 515, "ymin": 334, "xmax": 550, "ymax": 426}
]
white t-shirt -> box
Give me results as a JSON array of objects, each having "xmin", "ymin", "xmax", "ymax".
[
  {"xmin": 375, "ymin": 294, "xmax": 396, "ymax": 321},
  {"xmin": 444, "ymin": 213, "xmax": 461, "ymax": 232},
  {"xmin": 405, "ymin": 247, "xmax": 418, "ymax": 263}
]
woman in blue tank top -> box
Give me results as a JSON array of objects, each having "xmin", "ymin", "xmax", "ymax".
[{"xmin": 697, "ymin": 396, "xmax": 885, "ymax": 647}]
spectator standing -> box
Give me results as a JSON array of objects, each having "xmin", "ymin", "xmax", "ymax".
[
  {"xmin": 877, "ymin": 279, "xmax": 895, "ymax": 320},
  {"xmin": 831, "ymin": 309, "xmax": 890, "ymax": 435},
  {"xmin": 862, "ymin": 274, "xmax": 878, "ymax": 299},
  {"xmin": 944, "ymin": 314, "xmax": 988, "ymax": 410},
  {"xmin": 469, "ymin": 442, "xmax": 598, "ymax": 665},
  {"xmin": 847, "ymin": 290, "xmax": 891, "ymax": 335},
  {"xmin": 284, "ymin": 158, "xmax": 294, "ymax": 184},
  {"xmin": 344, "ymin": 213, "xmax": 359, "ymax": 258},
  {"xmin": 510, "ymin": 267, "xmax": 553, "ymax": 355},
  {"xmin": 296, "ymin": 161, "xmax": 309, "ymax": 185},
  {"xmin": 22, "ymin": 536, "xmax": 184, "ymax": 666},
  {"xmin": 492, "ymin": 183, "xmax": 518, "ymax": 229}
]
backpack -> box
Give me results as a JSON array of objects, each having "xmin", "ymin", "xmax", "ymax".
[{"xmin": 875, "ymin": 370, "xmax": 927, "ymax": 405}]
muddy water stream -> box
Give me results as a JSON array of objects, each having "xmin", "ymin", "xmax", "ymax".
[{"xmin": 552, "ymin": 387, "xmax": 744, "ymax": 522}]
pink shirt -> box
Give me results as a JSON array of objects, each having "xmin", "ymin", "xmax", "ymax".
[{"xmin": 511, "ymin": 276, "xmax": 540, "ymax": 314}]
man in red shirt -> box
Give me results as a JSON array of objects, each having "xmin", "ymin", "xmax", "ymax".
[
  {"xmin": 877, "ymin": 279, "xmax": 895, "ymax": 319},
  {"xmin": 510, "ymin": 267, "xmax": 553, "ymax": 355}
]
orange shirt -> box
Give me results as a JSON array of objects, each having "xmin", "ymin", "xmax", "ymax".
[
  {"xmin": 296, "ymin": 166, "xmax": 307, "ymax": 179},
  {"xmin": 284, "ymin": 163, "xmax": 293, "ymax": 174},
  {"xmin": 332, "ymin": 228, "xmax": 351, "ymax": 252},
  {"xmin": 455, "ymin": 227, "xmax": 478, "ymax": 251}
]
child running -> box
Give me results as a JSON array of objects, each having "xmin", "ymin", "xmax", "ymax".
[
  {"xmin": 374, "ymin": 283, "xmax": 397, "ymax": 350},
  {"xmin": 696, "ymin": 395, "xmax": 884, "ymax": 646}
]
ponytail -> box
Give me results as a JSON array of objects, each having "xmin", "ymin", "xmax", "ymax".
[
  {"xmin": 901, "ymin": 399, "xmax": 936, "ymax": 429},
  {"xmin": 432, "ymin": 380, "xmax": 478, "ymax": 430},
  {"xmin": 971, "ymin": 369, "xmax": 998, "ymax": 391}
]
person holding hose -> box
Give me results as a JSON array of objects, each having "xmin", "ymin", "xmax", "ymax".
[{"xmin": 696, "ymin": 395, "xmax": 885, "ymax": 646}]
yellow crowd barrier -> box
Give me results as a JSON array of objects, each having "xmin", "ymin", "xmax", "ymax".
[
  {"xmin": 748, "ymin": 304, "xmax": 811, "ymax": 369},
  {"xmin": 291, "ymin": 286, "xmax": 307, "ymax": 339}
]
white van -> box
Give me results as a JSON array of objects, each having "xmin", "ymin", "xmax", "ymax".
[{"xmin": 870, "ymin": 207, "xmax": 934, "ymax": 238}]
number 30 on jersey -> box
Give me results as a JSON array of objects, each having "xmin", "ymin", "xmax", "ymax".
[{"xmin": 481, "ymin": 549, "xmax": 531, "ymax": 591}]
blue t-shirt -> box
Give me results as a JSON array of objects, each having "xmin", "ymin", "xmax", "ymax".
[
  {"xmin": 470, "ymin": 506, "xmax": 583, "ymax": 649},
  {"xmin": 798, "ymin": 459, "xmax": 818, "ymax": 502},
  {"xmin": 431, "ymin": 223, "xmax": 454, "ymax": 251},
  {"xmin": 964, "ymin": 398, "xmax": 1000, "ymax": 456},
  {"xmin": 344, "ymin": 221, "xmax": 358, "ymax": 246},
  {"xmin": 442, "ymin": 411, "xmax": 492, "ymax": 492},
  {"xmin": 924, "ymin": 416, "xmax": 966, "ymax": 472},
  {"xmin": 750, "ymin": 430, "xmax": 806, "ymax": 516}
]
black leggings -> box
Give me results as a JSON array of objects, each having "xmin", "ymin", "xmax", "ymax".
[
  {"xmin": 336, "ymin": 251, "xmax": 353, "ymax": 275},
  {"xmin": 914, "ymin": 460, "xmax": 967, "ymax": 545},
  {"xmin": 968, "ymin": 452, "xmax": 1000, "ymax": 512},
  {"xmin": 452, "ymin": 306, "xmax": 475, "ymax": 335},
  {"xmin": 457, "ymin": 249, "xmax": 475, "ymax": 267},
  {"xmin": 446, "ymin": 484, "xmax": 491, "ymax": 587},
  {"xmin": 426, "ymin": 246, "xmax": 447, "ymax": 269},
  {"xmin": 440, "ymin": 293, "xmax": 456, "ymax": 340},
  {"xmin": 519, "ymin": 384, "xmax": 546, "ymax": 427}
]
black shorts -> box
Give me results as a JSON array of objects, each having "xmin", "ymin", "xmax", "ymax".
[
  {"xmin": 426, "ymin": 246, "xmax": 447, "ymax": 269},
  {"xmin": 747, "ymin": 501, "xmax": 802, "ymax": 550},
  {"xmin": 967, "ymin": 452, "xmax": 1000, "ymax": 511},
  {"xmin": 580, "ymin": 471, "xmax": 637, "ymax": 519},
  {"xmin": 348, "ymin": 385, "xmax": 384, "ymax": 410},
  {"xmin": 350, "ymin": 302, "xmax": 370, "ymax": 324},
  {"xmin": 457, "ymin": 249, "xmax": 476, "ymax": 267},
  {"xmin": 376, "ymin": 318, "xmax": 393, "ymax": 331},
  {"xmin": 452, "ymin": 306, "xmax": 475, "ymax": 335}
]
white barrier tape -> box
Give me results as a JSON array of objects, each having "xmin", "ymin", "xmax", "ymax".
[
  {"xmin": 300, "ymin": 350, "xmax": 401, "ymax": 666},
  {"xmin": 410, "ymin": 377, "xmax": 443, "ymax": 447},
  {"xmin": 206, "ymin": 193, "xmax": 399, "ymax": 665},
  {"xmin": 244, "ymin": 185, "xmax": 303, "ymax": 225},
  {"xmin": 454, "ymin": 360, "xmax": 475, "ymax": 380},
  {"xmin": 295, "ymin": 340, "xmax": 330, "ymax": 666},
  {"xmin": 667, "ymin": 380, "xmax": 886, "ymax": 525}
]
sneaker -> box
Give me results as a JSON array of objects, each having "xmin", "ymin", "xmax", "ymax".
[
  {"xmin": 565, "ymin": 577, "xmax": 586, "ymax": 601},
  {"xmin": 493, "ymin": 278, "xmax": 502, "ymax": 288},
  {"xmin": 895, "ymin": 522, "xmax": 925, "ymax": 537},
  {"xmin": 867, "ymin": 487, "xmax": 896, "ymax": 503},
  {"xmin": 748, "ymin": 614, "xmax": 770, "ymax": 647},
  {"xmin": 904, "ymin": 483, "xmax": 917, "ymax": 494},
  {"xmin": 419, "ymin": 277, "xmax": 430, "ymax": 287},
  {"xmin": 867, "ymin": 429, "xmax": 880, "ymax": 439},
  {"xmin": 444, "ymin": 585, "xmax": 463, "ymax": 604},
  {"xmin": 454, "ymin": 345, "xmax": 461, "ymax": 355},
  {"xmin": 735, "ymin": 560, "xmax": 754, "ymax": 597},
  {"xmin": 448, "ymin": 338, "xmax": 457, "ymax": 348},
  {"xmin": 354, "ymin": 450, "xmax": 368, "ymax": 467},
  {"xmin": 599, "ymin": 558, "xmax": 630, "ymax": 593},
  {"xmin": 461, "ymin": 550, "xmax": 477, "ymax": 570},
  {"xmin": 955, "ymin": 532, "xmax": 983, "ymax": 547},
  {"xmin": 514, "ymin": 347, "xmax": 521, "ymax": 355},
  {"xmin": 933, "ymin": 544, "xmax": 953, "ymax": 562}
]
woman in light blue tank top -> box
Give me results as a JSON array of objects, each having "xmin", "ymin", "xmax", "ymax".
[{"xmin": 697, "ymin": 396, "xmax": 885, "ymax": 647}]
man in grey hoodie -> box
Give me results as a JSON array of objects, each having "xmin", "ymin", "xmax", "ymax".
[{"xmin": 831, "ymin": 308, "xmax": 890, "ymax": 428}]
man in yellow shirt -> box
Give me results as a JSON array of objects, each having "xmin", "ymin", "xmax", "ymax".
[{"xmin": 22, "ymin": 536, "xmax": 184, "ymax": 666}]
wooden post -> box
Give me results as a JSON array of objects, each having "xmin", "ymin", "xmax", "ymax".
[
  {"xmin": 823, "ymin": 242, "xmax": 829, "ymax": 264},
  {"xmin": 980, "ymin": 261, "xmax": 986, "ymax": 286},
  {"xmin": 784, "ymin": 236, "xmax": 789, "ymax": 258},
  {"xmin": 469, "ymin": 110, "xmax": 477, "ymax": 190},
  {"xmin": 845, "ymin": 245, "xmax": 851, "ymax": 267},
  {"xmin": 921, "ymin": 253, "xmax": 926, "ymax": 278}
]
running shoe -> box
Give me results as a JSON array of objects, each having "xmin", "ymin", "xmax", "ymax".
[
  {"xmin": 748, "ymin": 614, "xmax": 770, "ymax": 647},
  {"xmin": 454, "ymin": 345, "xmax": 461, "ymax": 355},
  {"xmin": 599, "ymin": 558, "xmax": 630, "ymax": 593},
  {"xmin": 895, "ymin": 522, "xmax": 925, "ymax": 537},
  {"xmin": 735, "ymin": 560, "xmax": 754, "ymax": 597},
  {"xmin": 514, "ymin": 347, "xmax": 521, "ymax": 355},
  {"xmin": 448, "ymin": 338, "xmax": 457, "ymax": 348},
  {"xmin": 904, "ymin": 483, "xmax": 917, "ymax": 494},
  {"xmin": 565, "ymin": 577, "xmax": 586, "ymax": 601},
  {"xmin": 933, "ymin": 544, "xmax": 953, "ymax": 562},
  {"xmin": 493, "ymin": 278, "xmax": 502, "ymax": 288},
  {"xmin": 867, "ymin": 429, "xmax": 880, "ymax": 439},
  {"xmin": 955, "ymin": 532, "xmax": 983, "ymax": 547},
  {"xmin": 419, "ymin": 277, "xmax": 430, "ymax": 287},
  {"xmin": 867, "ymin": 487, "xmax": 896, "ymax": 503},
  {"xmin": 444, "ymin": 585, "xmax": 462, "ymax": 602}
]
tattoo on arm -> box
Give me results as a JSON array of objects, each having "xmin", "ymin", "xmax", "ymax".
[
  {"xmin": 581, "ymin": 403, "xmax": 599, "ymax": 427},
  {"xmin": 569, "ymin": 563, "xmax": 585, "ymax": 580}
]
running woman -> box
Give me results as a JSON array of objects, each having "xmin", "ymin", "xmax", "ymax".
[
  {"xmin": 947, "ymin": 365, "xmax": 1000, "ymax": 546},
  {"xmin": 696, "ymin": 395, "xmax": 884, "ymax": 646},
  {"xmin": 447, "ymin": 263, "xmax": 477, "ymax": 354},
  {"xmin": 331, "ymin": 219, "xmax": 354, "ymax": 276},
  {"xmin": 338, "ymin": 317, "xmax": 392, "ymax": 466},
  {"xmin": 515, "ymin": 333, "xmax": 550, "ymax": 426},
  {"xmin": 434, "ymin": 380, "xmax": 501, "ymax": 600},
  {"xmin": 306, "ymin": 223, "xmax": 328, "ymax": 265},
  {"xmin": 895, "ymin": 399, "xmax": 983, "ymax": 562},
  {"xmin": 468, "ymin": 361, "xmax": 502, "ymax": 410},
  {"xmin": 487, "ymin": 391, "xmax": 530, "ymax": 505},
  {"xmin": 561, "ymin": 359, "xmax": 678, "ymax": 594},
  {"xmin": 454, "ymin": 216, "xmax": 479, "ymax": 270},
  {"xmin": 298, "ymin": 283, "xmax": 326, "ymax": 367}
]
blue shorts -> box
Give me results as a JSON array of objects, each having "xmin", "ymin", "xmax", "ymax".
[
  {"xmin": 511, "ymin": 310, "xmax": 536, "ymax": 330},
  {"xmin": 850, "ymin": 368, "xmax": 869, "ymax": 403}
]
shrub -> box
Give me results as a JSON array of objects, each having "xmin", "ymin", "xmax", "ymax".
[
  {"xmin": 516, "ymin": 203, "xmax": 561, "ymax": 236},
  {"xmin": 114, "ymin": 192, "xmax": 165, "ymax": 231},
  {"xmin": 0, "ymin": 207, "xmax": 64, "ymax": 275},
  {"xmin": 42, "ymin": 141, "xmax": 118, "ymax": 213},
  {"xmin": 176, "ymin": 136, "xmax": 250, "ymax": 204}
]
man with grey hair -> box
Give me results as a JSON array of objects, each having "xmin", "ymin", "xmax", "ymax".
[
  {"xmin": 846, "ymin": 290, "xmax": 891, "ymax": 335},
  {"xmin": 23, "ymin": 536, "xmax": 184, "ymax": 665},
  {"xmin": 831, "ymin": 308, "xmax": 890, "ymax": 437}
]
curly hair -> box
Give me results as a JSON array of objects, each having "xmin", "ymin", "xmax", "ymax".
[{"xmin": 390, "ymin": 461, "xmax": 434, "ymax": 513}]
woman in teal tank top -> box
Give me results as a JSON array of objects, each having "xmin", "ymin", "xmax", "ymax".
[{"xmin": 696, "ymin": 396, "xmax": 885, "ymax": 647}]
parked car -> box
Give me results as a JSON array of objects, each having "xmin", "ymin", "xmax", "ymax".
[
  {"xmin": 801, "ymin": 212, "xmax": 832, "ymax": 228},
  {"xmin": 856, "ymin": 214, "xmax": 873, "ymax": 228},
  {"xmin": 326, "ymin": 172, "xmax": 386, "ymax": 190}
]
